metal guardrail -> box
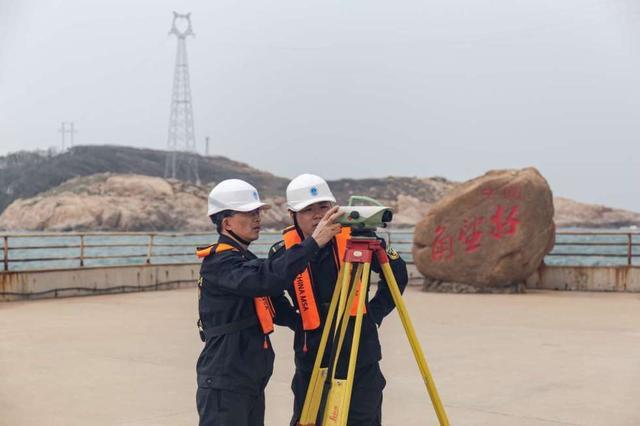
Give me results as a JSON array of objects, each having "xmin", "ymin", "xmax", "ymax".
[
  {"xmin": 547, "ymin": 231, "xmax": 639, "ymax": 266},
  {"xmin": 1, "ymin": 230, "xmax": 638, "ymax": 271},
  {"xmin": 0, "ymin": 231, "xmax": 406, "ymax": 271}
]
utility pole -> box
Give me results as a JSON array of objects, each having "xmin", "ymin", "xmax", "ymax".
[
  {"xmin": 58, "ymin": 122, "xmax": 77, "ymax": 151},
  {"xmin": 164, "ymin": 11, "xmax": 200, "ymax": 184},
  {"xmin": 58, "ymin": 122, "xmax": 67, "ymax": 151},
  {"xmin": 205, "ymin": 136, "xmax": 210, "ymax": 156},
  {"xmin": 69, "ymin": 122, "xmax": 76, "ymax": 147}
]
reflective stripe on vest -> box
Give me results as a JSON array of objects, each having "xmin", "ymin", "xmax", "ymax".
[
  {"xmin": 282, "ymin": 226, "xmax": 365, "ymax": 332},
  {"xmin": 196, "ymin": 243, "xmax": 274, "ymax": 335}
]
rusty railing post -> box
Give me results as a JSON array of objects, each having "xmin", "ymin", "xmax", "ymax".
[
  {"xmin": 3, "ymin": 236, "xmax": 8, "ymax": 271},
  {"xmin": 146, "ymin": 234, "xmax": 154, "ymax": 264},
  {"xmin": 80, "ymin": 235, "xmax": 85, "ymax": 267}
]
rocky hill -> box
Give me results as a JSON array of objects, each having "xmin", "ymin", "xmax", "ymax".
[
  {"xmin": 553, "ymin": 197, "xmax": 640, "ymax": 228},
  {"xmin": 0, "ymin": 145, "xmax": 288, "ymax": 214},
  {"xmin": 0, "ymin": 173, "xmax": 455, "ymax": 231},
  {"xmin": 1, "ymin": 172, "xmax": 638, "ymax": 231}
]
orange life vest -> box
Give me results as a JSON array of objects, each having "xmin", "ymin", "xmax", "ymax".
[
  {"xmin": 196, "ymin": 243, "xmax": 275, "ymax": 336},
  {"xmin": 282, "ymin": 226, "xmax": 366, "ymax": 332}
]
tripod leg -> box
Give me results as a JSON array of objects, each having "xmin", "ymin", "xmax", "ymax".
[
  {"xmin": 322, "ymin": 262, "xmax": 371, "ymax": 426},
  {"xmin": 329, "ymin": 264, "xmax": 363, "ymax": 376},
  {"xmin": 316, "ymin": 263, "xmax": 363, "ymax": 425},
  {"xmin": 334, "ymin": 260, "xmax": 353, "ymax": 338},
  {"xmin": 299, "ymin": 262, "xmax": 352, "ymax": 426},
  {"xmin": 379, "ymin": 261, "xmax": 450, "ymax": 426}
]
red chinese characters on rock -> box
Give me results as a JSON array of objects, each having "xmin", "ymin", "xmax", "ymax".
[
  {"xmin": 430, "ymin": 204, "xmax": 522, "ymax": 262},
  {"xmin": 431, "ymin": 225, "xmax": 455, "ymax": 261},
  {"xmin": 502, "ymin": 185, "xmax": 523, "ymax": 200},
  {"xmin": 490, "ymin": 205, "xmax": 520, "ymax": 240},
  {"xmin": 481, "ymin": 188, "xmax": 496, "ymax": 198},
  {"xmin": 458, "ymin": 217, "xmax": 484, "ymax": 253},
  {"xmin": 482, "ymin": 185, "xmax": 523, "ymax": 200}
]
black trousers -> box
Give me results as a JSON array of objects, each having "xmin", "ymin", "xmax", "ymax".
[
  {"xmin": 289, "ymin": 362, "xmax": 386, "ymax": 426},
  {"xmin": 197, "ymin": 387, "xmax": 265, "ymax": 426}
]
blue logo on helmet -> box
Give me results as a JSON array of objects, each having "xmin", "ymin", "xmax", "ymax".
[
  {"xmin": 252, "ymin": 191, "xmax": 258, "ymax": 200},
  {"xmin": 310, "ymin": 186, "xmax": 319, "ymax": 196}
]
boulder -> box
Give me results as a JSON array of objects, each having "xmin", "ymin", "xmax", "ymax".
[{"xmin": 412, "ymin": 168, "xmax": 555, "ymax": 288}]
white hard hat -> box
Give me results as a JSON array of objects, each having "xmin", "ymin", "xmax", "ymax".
[
  {"xmin": 207, "ymin": 179, "xmax": 270, "ymax": 216},
  {"xmin": 286, "ymin": 174, "xmax": 336, "ymax": 212}
]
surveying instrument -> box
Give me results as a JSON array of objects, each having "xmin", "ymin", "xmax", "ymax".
[{"xmin": 298, "ymin": 196, "xmax": 450, "ymax": 426}]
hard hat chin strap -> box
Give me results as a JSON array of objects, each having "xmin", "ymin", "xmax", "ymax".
[
  {"xmin": 293, "ymin": 212, "xmax": 300, "ymax": 231},
  {"xmin": 227, "ymin": 229, "xmax": 251, "ymax": 247},
  {"xmin": 292, "ymin": 213, "xmax": 314, "ymax": 242},
  {"xmin": 292, "ymin": 213, "xmax": 307, "ymax": 239}
]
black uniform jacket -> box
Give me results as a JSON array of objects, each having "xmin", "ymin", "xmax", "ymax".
[
  {"xmin": 269, "ymin": 233, "xmax": 409, "ymax": 377},
  {"xmin": 196, "ymin": 234, "xmax": 319, "ymax": 395}
]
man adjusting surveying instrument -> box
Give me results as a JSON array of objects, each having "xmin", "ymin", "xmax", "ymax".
[{"xmin": 270, "ymin": 174, "xmax": 450, "ymax": 426}]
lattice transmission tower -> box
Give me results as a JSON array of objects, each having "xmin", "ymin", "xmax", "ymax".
[{"xmin": 165, "ymin": 12, "xmax": 200, "ymax": 184}]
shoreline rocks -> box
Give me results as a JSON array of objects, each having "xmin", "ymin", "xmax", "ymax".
[{"xmin": 0, "ymin": 171, "xmax": 639, "ymax": 232}]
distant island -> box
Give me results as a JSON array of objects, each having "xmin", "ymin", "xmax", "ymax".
[{"xmin": 0, "ymin": 145, "xmax": 638, "ymax": 231}]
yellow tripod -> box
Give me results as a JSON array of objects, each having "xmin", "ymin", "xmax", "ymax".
[{"xmin": 298, "ymin": 236, "xmax": 450, "ymax": 426}]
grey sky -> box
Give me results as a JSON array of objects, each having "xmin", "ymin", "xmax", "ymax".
[{"xmin": 0, "ymin": 0, "xmax": 638, "ymax": 211}]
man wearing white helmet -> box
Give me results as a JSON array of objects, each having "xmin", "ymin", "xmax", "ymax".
[
  {"xmin": 195, "ymin": 178, "xmax": 342, "ymax": 426},
  {"xmin": 269, "ymin": 174, "xmax": 409, "ymax": 426}
]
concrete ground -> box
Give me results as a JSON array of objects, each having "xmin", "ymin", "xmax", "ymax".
[{"xmin": 1, "ymin": 287, "xmax": 639, "ymax": 426}]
